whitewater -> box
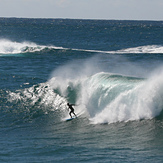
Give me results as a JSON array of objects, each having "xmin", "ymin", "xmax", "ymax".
[
  {"xmin": 8, "ymin": 58, "xmax": 163, "ymax": 125},
  {"xmin": 0, "ymin": 39, "xmax": 163, "ymax": 55},
  {"xmin": 0, "ymin": 18, "xmax": 163, "ymax": 163},
  {"xmin": 2, "ymin": 39, "xmax": 163, "ymax": 124}
]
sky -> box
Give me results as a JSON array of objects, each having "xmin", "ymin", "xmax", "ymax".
[{"xmin": 0, "ymin": 0, "xmax": 163, "ymax": 20}]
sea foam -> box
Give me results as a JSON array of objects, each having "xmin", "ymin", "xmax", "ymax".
[
  {"xmin": 0, "ymin": 39, "xmax": 65, "ymax": 54},
  {"xmin": 0, "ymin": 39, "xmax": 163, "ymax": 55}
]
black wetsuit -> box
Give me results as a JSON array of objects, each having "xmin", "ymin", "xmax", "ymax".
[{"xmin": 67, "ymin": 103, "xmax": 77, "ymax": 118}]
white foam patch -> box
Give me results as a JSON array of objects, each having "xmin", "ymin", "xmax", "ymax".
[
  {"xmin": 0, "ymin": 39, "xmax": 162, "ymax": 55},
  {"xmin": 115, "ymin": 45, "xmax": 163, "ymax": 54},
  {"xmin": 0, "ymin": 39, "xmax": 66, "ymax": 54},
  {"xmin": 76, "ymin": 45, "xmax": 163, "ymax": 54},
  {"xmin": 89, "ymin": 69, "xmax": 163, "ymax": 124}
]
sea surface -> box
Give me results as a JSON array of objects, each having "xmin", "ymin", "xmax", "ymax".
[{"xmin": 0, "ymin": 18, "xmax": 163, "ymax": 162}]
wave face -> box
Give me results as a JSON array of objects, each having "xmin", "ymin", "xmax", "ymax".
[
  {"xmin": 8, "ymin": 66, "xmax": 163, "ymax": 124},
  {"xmin": 0, "ymin": 39, "xmax": 163, "ymax": 55},
  {"xmin": 87, "ymin": 73, "xmax": 163, "ymax": 124}
]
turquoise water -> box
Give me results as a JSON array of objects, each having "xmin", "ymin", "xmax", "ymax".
[{"xmin": 0, "ymin": 18, "xmax": 163, "ymax": 162}]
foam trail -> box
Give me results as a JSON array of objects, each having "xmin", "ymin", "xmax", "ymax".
[
  {"xmin": 114, "ymin": 45, "xmax": 163, "ymax": 54},
  {"xmin": 72, "ymin": 45, "xmax": 163, "ymax": 54},
  {"xmin": 8, "ymin": 81, "xmax": 68, "ymax": 119}
]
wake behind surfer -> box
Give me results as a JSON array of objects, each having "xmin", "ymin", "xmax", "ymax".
[{"xmin": 67, "ymin": 103, "xmax": 77, "ymax": 118}]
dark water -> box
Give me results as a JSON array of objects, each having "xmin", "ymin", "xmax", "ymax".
[{"xmin": 0, "ymin": 18, "xmax": 163, "ymax": 162}]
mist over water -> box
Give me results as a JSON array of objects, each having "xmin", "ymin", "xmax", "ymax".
[
  {"xmin": 7, "ymin": 54, "xmax": 163, "ymax": 125},
  {"xmin": 1, "ymin": 18, "xmax": 163, "ymax": 162}
]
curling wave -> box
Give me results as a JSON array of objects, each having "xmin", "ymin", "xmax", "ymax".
[{"xmin": 8, "ymin": 69, "xmax": 163, "ymax": 124}]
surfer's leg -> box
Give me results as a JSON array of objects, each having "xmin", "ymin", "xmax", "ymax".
[
  {"xmin": 73, "ymin": 112, "xmax": 77, "ymax": 117},
  {"xmin": 69, "ymin": 111, "xmax": 72, "ymax": 118}
]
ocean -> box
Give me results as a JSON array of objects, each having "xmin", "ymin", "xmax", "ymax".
[{"xmin": 0, "ymin": 18, "xmax": 163, "ymax": 162}]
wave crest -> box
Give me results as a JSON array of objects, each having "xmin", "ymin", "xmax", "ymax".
[
  {"xmin": 87, "ymin": 72, "xmax": 163, "ymax": 124},
  {"xmin": 115, "ymin": 45, "xmax": 163, "ymax": 54},
  {"xmin": 0, "ymin": 39, "xmax": 163, "ymax": 55},
  {"xmin": 8, "ymin": 70, "xmax": 163, "ymax": 124},
  {"xmin": 0, "ymin": 39, "xmax": 66, "ymax": 54}
]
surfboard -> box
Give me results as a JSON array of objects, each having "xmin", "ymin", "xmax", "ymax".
[{"xmin": 65, "ymin": 117, "xmax": 76, "ymax": 121}]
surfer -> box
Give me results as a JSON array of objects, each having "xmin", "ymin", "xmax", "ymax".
[{"xmin": 67, "ymin": 103, "xmax": 77, "ymax": 118}]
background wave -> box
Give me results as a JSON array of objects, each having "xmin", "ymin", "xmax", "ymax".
[
  {"xmin": 0, "ymin": 39, "xmax": 66, "ymax": 55},
  {"xmin": 75, "ymin": 45, "xmax": 163, "ymax": 54},
  {"xmin": 0, "ymin": 39, "xmax": 163, "ymax": 55}
]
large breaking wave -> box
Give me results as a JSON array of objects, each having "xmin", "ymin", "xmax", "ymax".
[{"xmin": 8, "ymin": 61, "xmax": 163, "ymax": 124}]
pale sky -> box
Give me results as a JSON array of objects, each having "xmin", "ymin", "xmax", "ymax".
[{"xmin": 0, "ymin": 0, "xmax": 163, "ymax": 20}]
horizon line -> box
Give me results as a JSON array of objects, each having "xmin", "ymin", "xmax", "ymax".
[{"xmin": 0, "ymin": 16, "xmax": 162, "ymax": 22}]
